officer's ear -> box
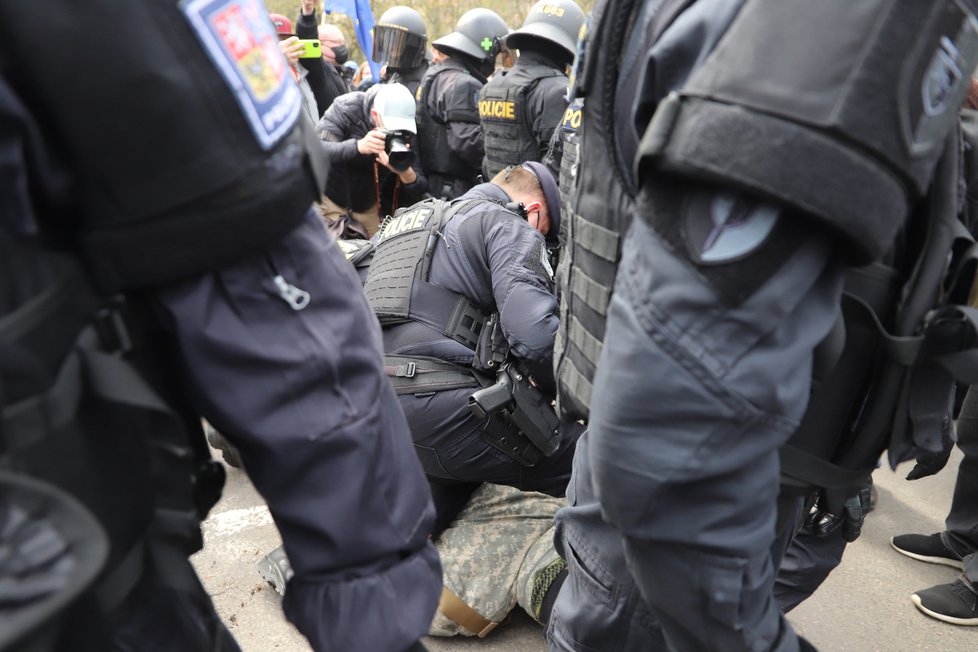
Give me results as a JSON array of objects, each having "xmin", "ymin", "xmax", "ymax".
[{"xmin": 525, "ymin": 201, "xmax": 550, "ymax": 236}]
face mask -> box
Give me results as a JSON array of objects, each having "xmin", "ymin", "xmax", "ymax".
[{"xmin": 332, "ymin": 45, "xmax": 349, "ymax": 65}]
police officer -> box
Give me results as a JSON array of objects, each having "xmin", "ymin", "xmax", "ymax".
[
  {"xmin": 0, "ymin": 3, "xmax": 440, "ymax": 652},
  {"xmin": 362, "ymin": 162, "xmax": 584, "ymax": 533},
  {"xmin": 417, "ymin": 9, "xmax": 509, "ymax": 199},
  {"xmin": 479, "ymin": 0, "xmax": 584, "ymax": 180},
  {"xmin": 547, "ymin": 1, "xmax": 978, "ymax": 652},
  {"xmin": 374, "ymin": 6, "xmax": 430, "ymax": 97}
]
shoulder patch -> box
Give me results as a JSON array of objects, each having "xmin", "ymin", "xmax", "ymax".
[
  {"xmin": 522, "ymin": 241, "xmax": 554, "ymax": 283},
  {"xmin": 902, "ymin": 2, "xmax": 978, "ymax": 156},
  {"xmin": 682, "ymin": 191, "xmax": 779, "ymax": 265},
  {"xmin": 182, "ymin": 0, "xmax": 301, "ymax": 149}
]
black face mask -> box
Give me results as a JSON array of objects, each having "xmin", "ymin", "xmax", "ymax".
[{"xmin": 332, "ymin": 45, "xmax": 349, "ymax": 65}]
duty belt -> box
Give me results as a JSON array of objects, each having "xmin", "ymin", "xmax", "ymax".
[{"xmin": 383, "ymin": 355, "xmax": 480, "ymax": 395}]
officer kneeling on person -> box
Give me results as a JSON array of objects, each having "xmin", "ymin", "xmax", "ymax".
[{"xmin": 364, "ymin": 162, "xmax": 585, "ymax": 534}]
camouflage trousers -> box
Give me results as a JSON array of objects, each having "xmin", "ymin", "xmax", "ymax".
[{"xmin": 430, "ymin": 484, "xmax": 566, "ymax": 637}]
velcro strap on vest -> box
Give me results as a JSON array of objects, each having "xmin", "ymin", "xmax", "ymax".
[
  {"xmin": 557, "ymin": 358, "xmax": 593, "ymax": 414},
  {"xmin": 567, "ymin": 315, "xmax": 603, "ymax": 366},
  {"xmin": 408, "ymin": 280, "xmax": 488, "ymax": 350},
  {"xmin": 383, "ymin": 355, "xmax": 479, "ymax": 394},
  {"xmin": 641, "ymin": 94, "xmax": 904, "ymax": 263},
  {"xmin": 573, "ymin": 211, "xmax": 619, "ymax": 262},
  {"xmin": 569, "ymin": 267, "xmax": 611, "ymax": 317},
  {"xmin": 438, "ymin": 586, "xmax": 500, "ymax": 638}
]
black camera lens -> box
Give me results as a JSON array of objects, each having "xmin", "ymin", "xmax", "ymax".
[{"xmin": 384, "ymin": 130, "xmax": 416, "ymax": 172}]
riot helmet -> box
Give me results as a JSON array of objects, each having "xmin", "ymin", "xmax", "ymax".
[
  {"xmin": 373, "ymin": 6, "xmax": 428, "ymax": 70},
  {"xmin": 432, "ymin": 9, "xmax": 509, "ymax": 63},
  {"xmin": 506, "ymin": 0, "xmax": 585, "ymax": 61}
]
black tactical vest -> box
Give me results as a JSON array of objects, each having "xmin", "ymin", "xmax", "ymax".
[
  {"xmin": 0, "ymin": 0, "xmax": 326, "ymax": 293},
  {"xmin": 555, "ymin": 97, "xmax": 584, "ymax": 242},
  {"xmin": 558, "ymin": 0, "xmax": 978, "ymax": 509},
  {"xmin": 417, "ymin": 61, "xmax": 482, "ymax": 195},
  {"xmin": 553, "ymin": 0, "xmax": 640, "ymax": 422},
  {"xmin": 364, "ymin": 198, "xmax": 491, "ymax": 351},
  {"xmin": 479, "ymin": 62, "xmax": 563, "ymax": 179}
]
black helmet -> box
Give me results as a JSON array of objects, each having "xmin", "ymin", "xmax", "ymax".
[
  {"xmin": 506, "ymin": 0, "xmax": 585, "ymax": 59},
  {"xmin": 432, "ymin": 8, "xmax": 509, "ymax": 62},
  {"xmin": 372, "ymin": 6, "xmax": 428, "ymax": 69}
]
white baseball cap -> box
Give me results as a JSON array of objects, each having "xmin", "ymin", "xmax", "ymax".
[{"xmin": 373, "ymin": 83, "xmax": 417, "ymax": 134}]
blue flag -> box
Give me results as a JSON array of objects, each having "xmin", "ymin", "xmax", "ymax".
[{"xmin": 322, "ymin": 0, "xmax": 379, "ymax": 83}]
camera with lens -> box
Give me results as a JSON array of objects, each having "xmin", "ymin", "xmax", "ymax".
[{"xmin": 383, "ymin": 130, "xmax": 416, "ymax": 172}]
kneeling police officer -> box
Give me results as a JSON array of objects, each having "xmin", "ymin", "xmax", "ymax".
[{"xmin": 363, "ymin": 162, "xmax": 584, "ymax": 533}]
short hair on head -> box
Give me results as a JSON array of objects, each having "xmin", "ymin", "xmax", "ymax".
[{"xmin": 491, "ymin": 165, "xmax": 543, "ymax": 199}]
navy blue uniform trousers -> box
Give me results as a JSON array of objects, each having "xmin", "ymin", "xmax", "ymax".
[
  {"xmin": 151, "ymin": 210, "xmax": 442, "ymax": 652},
  {"xmin": 550, "ymin": 216, "xmax": 842, "ymax": 652}
]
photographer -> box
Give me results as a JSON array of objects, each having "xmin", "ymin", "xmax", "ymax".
[{"xmin": 315, "ymin": 83, "xmax": 427, "ymax": 237}]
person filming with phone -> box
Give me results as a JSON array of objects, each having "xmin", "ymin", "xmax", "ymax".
[{"xmin": 315, "ymin": 83, "xmax": 428, "ymax": 237}]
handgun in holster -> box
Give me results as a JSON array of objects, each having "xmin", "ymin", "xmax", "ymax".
[{"xmin": 468, "ymin": 362, "xmax": 561, "ymax": 467}]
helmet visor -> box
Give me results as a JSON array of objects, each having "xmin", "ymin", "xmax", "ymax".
[{"xmin": 373, "ymin": 24, "xmax": 426, "ymax": 69}]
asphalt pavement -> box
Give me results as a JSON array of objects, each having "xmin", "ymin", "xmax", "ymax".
[{"xmin": 192, "ymin": 448, "xmax": 974, "ymax": 651}]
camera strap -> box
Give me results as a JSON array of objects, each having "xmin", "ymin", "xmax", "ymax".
[{"xmin": 373, "ymin": 161, "xmax": 401, "ymax": 222}]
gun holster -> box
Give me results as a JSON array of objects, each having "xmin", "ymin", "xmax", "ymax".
[{"xmin": 468, "ymin": 363, "xmax": 561, "ymax": 467}]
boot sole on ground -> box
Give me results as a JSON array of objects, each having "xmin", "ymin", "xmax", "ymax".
[
  {"xmin": 911, "ymin": 594, "xmax": 978, "ymax": 626},
  {"xmin": 890, "ymin": 537, "xmax": 964, "ymax": 569},
  {"xmin": 257, "ymin": 557, "xmax": 288, "ymax": 596}
]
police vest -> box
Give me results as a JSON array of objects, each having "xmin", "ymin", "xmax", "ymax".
[
  {"xmin": 553, "ymin": 0, "xmax": 638, "ymax": 422},
  {"xmin": 555, "ymin": 97, "xmax": 584, "ymax": 246},
  {"xmin": 417, "ymin": 61, "xmax": 482, "ymax": 192},
  {"xmin": 479, "ymin": 63, "xmax": 564, "ymax": 179},
  {"xmin": 0, "ymin": 0, "xmax": 326, "ymax": 294},
  {"xmin": 558, "ymin": 0, "xmax": 978, "ymax": 508},
  {"xmin": 364, "ymin": 198, "xmax": 493, "ymax": 350}
]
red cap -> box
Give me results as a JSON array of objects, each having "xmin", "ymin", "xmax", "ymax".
[{"xmin": 269, "ymin": 14, "xmax": 294, "ymax": 36}]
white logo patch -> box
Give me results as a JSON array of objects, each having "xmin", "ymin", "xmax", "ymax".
[
  {"xmin": 182, "ymin": 0, "xmax": 301, "ymax": 149},
  {"xmin": 684, "ymin": 191, "xmax": 780, "ymax": 265}
]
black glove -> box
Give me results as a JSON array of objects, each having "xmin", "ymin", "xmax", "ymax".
[
  {"xmin": 806, "ymin": 481, "xmax": 874, "ymax": 543},
  {"xmin": 906, "ymin": 417, "xmax": 955, "ymax": 481}
]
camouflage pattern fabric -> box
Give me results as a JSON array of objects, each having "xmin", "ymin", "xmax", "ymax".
[{"xmin": 429, "ymin": 484, "xmax": 565, "ymax": 637}]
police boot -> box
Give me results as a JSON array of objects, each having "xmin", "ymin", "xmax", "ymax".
[{"xmin": 256, "ymin": 545, "xmax": 293, "ymax": 596}]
